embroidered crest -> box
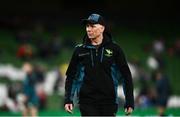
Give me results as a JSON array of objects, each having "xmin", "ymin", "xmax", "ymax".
[{"xmin": 105, "ymin": 49, "xmax": 113, "ymax": 57}]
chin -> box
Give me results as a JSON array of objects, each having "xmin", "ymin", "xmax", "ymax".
[{"xmin": 88, "ymin": 36, "xmax": 94, "ymax": 39}]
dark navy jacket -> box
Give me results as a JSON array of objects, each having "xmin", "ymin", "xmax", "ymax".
[{"xmin": 65, "ymin": 33, "xmax": 134, "ymax": 108}]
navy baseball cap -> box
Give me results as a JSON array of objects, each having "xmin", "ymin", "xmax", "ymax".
[{"xmin": 82, "ymin": 14, "xmax": 105, "ymax": 26}]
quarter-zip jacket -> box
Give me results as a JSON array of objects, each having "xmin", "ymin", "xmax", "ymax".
[{"xmin": 65, "ymin": 33, "xmax": 134, "ymax": 108}]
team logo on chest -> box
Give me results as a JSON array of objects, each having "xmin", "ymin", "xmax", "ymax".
[{"xmin": 105, "ymin": 49, "xmax": 113, "ymax": 57}]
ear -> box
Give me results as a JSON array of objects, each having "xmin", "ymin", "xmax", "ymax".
[{"xmin": 101, "ymin": 25, "xmax": 105, "ymax": 33}]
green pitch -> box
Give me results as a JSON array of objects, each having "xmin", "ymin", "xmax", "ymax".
[{"xmin": 0, "ymin": 107, "xmax": 179, "ymax": 116}]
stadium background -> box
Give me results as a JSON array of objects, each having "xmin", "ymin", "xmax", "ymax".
[{"xmin": 0, "ymin": 0, "xmax": 180, "ymax": 116}]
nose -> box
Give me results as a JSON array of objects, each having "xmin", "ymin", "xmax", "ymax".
[{"xmin": 86, "ymin": 25, "xmax": 92, "ymax": 32}]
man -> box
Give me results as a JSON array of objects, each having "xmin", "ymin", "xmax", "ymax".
[
  {"xmin": 155, "ymin": 70, "xmax": 171, "ymax": 116},
  {"xmin": 64, "ymin": 13, "xmax": 134, "ymax": 116},
  {"xmin": 22, "ymin": 62, "xmax": 39, "ymax": 117}
]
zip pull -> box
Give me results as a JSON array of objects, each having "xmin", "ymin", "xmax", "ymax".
[{"xmin": 96, "ymin": 49, "xmax": 98, "ymax": 56}]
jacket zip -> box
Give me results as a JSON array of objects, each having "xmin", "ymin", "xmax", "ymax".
[
  {"xmin": 90, "ymin": 49, "xmax": 94, "ymax": 67},
  {"xmin": 90, "ymin": 46, "xmax": 104, "ymax": 67},
  {"xmin": 96, "ymin": 48, "xmax": 98, "ymax": 56},
  {"xmin": 100, "ymin": 47, "xmax": 104, "ymax": 62}
]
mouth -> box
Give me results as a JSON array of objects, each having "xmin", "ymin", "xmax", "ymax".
[{"xmin": 87, "ymin": 33, "xmax": 92, "ymax": 36}]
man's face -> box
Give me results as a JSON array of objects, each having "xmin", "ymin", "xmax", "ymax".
[{"xmin": 86, "ymin": 23, "xmax": 105, "ymax": 39}]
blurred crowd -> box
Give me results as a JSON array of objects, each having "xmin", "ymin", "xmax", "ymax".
[
  {"xmin": 0, "ymin": 62, "xmax": 66, "ymax": 115},
  {"xmin": 129, "ymin": 37, "xmax": 180, "ymax": 115},
  {"xmin": 0, "ymin": 22, "xmax": 180, "ymax": 116},
  {"xmin": 15, "ymin": 27, "xmax": 76, "ymax": 61}
]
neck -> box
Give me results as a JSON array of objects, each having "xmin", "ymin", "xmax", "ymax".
[{"xmin": 90, "ymin": 34, "xmax": 103, "ymax": 46}]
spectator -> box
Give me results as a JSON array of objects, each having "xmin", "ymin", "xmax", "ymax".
[
  {"xmin": 16, "ymin": 44, "xmax": 34, "ymax": 60},
  {"xmin": 154, "ymin": 70, "xmax": 171, "ymax": 116},
  {"xmin": 22, "ymin": 62, "xmax": 39, "ymax": 117},
  {"xmin": 152, "ymin": 37, "xmax": 165, "ymax": 55}
]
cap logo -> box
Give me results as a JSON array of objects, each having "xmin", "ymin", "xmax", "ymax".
[{"xmin": 88, "ymin": 14, "xmax": 100, "ymax": 22}]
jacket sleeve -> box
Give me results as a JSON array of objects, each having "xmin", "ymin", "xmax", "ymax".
[
  {"xmin": 115, "ymin": 46, "xmax": 134, "ymax": 109},
  {"xmin": 64, "ymin": 48, "xmax": 79, "ymax": 105}
]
